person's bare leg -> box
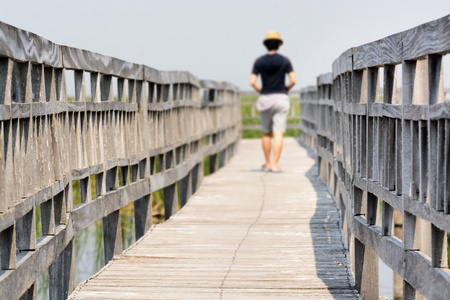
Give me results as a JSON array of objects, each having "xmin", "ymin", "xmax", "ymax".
[
  {"xmin": 262, "ymin": 132, "xmax": 272, "ymax": 170},
  {"xmin": 272, "ymin": 131, "xmax": 283, "ymax": 171}
]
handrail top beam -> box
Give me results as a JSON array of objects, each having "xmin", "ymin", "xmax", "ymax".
[
  {"xmin": 0, "ymin": 20, "xmax": 238, "ymax": 91},
  {"xmin": 332, "ymin": 14, "xmax": 450, "ymax": 78}
]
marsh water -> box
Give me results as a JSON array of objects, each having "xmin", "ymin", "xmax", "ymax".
[{"xmin": 37, "ymin": 203, "xmax": 138, "ymax": 300}]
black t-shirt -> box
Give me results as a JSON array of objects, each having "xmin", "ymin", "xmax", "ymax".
[{"xmin": 252, "ymin": 53, "xmax": 294, "ymax": 95}]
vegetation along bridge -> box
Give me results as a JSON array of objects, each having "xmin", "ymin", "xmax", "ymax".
[{"xmin": 1, "ymin": 15, "xmax": 450, "ymax": 300}]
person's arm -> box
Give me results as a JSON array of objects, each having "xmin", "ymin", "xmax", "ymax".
[
  {"xmin": 250, "ymin": 74, "xmax": 261, "ymax": 93},
  {"xmin": 286, "ymin": 71, "xmax": 296, "ymax": 91}
]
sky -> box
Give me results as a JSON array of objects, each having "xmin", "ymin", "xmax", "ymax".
[{"xmin": 0, "ymin": 0, "xmax": 449, "ymax": 92}]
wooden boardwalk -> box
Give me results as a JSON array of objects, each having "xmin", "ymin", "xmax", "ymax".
[{"xmin": 69, "ymin": 138, "xmax": 360, "ymax": 299}]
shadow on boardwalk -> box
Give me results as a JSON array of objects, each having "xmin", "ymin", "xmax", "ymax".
[{"xmin": 296, "ymin": 139, "xmax": 359, "ymax": 299}]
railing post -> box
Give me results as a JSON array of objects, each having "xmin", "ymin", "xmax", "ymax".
[
  {"xmin": 209, "ymin": 154, "xmax": 217, "ymax": 174},
  {"xmin": 0, "ymin": 224, "xmax": 15, "ymax": 269},
  {"xmin": 102, "ymin": 209, "xmax": 123, "ymax": 264},
  {"xmin": 90, "ymin": 72, "xmax": 101, "ymax": 103},
  {"xmin": 163, "ymin": 183, "xmax": 178, "ymax": 220},
  {"xmin": 49, "ymin": 240, "xmax": 75, "ymax": 300},
  {"xmin": 135, "ymin": 195, "xmax": 152, "ymax": 240},
  {"xmin": 190, "ymin": 163, "xmax": 201, "ymax": 195},
  {"xmin": 219, "ymin": 148, "xmax": 226, "ymax": 168},
  {"xmin": 16, "ymin": 208, "xmax": 36, "ymax": 253},
  {"xmin": 19, "ymin": 283, "xmax": 37, "ymax": 300},
  {"xmin": 400, "ymin": 59, "xmax": 417, "ymax": 297},
  {"xmin": 179, "ymin": 173, "xmax": 192, "ymax": 208},
  {"xmin": 354, "ymin": 237, "xmax": 378, "ymax": 300}
]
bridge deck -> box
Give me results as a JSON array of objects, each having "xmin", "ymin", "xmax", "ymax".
[{"xmin": 69, "ymin": 138, "xmax": 359, "ymax": 299}]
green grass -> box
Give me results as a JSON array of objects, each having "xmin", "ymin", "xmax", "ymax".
[
  {"xmin": 242, "ymin": 118, "xmax": 261, "ymax": 126},
  {"xmin": 240, "ymin": 95, "xmax": 301, "ymax": 139},
  {"xmin": 73, "ymin": 180, "xmax": 82, "ymax": 207},
  {"xmin": 121, "ymin": 203, "xmax": 135, "ymax": 249},
  {"xmin": 242, "ymin": 128, "xmax": 301, "ymax": 139},
  {"xmin": 35, "ymin": 205, "xmax": 42, "ymax": 241},
  {"xmin": 293, "ymin": 102, "xmax": 300, "ymax": 115},
  {"xmin": 152, "ymin": 189, "xmax": 164, "ymax": 222},
  {"xmin": 240, "ymin": 95, "xmax": 258, "ymax": 102},
  {"xmin": 203, "ymin": 156, "xmax": 210, "ymax": 176},
  {"xmin": 240, "ymin": 95, "xmax": 259, "ymax": 119}
]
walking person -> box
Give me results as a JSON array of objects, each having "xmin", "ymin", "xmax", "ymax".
[{"xmin": 250, "ymin": 30, "xmax": 296, "ymax": 173}]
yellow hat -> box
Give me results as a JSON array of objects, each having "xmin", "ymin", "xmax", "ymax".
[{"xmin": 263, "ymin": 30, "xmax": 283, "ymax": 45}]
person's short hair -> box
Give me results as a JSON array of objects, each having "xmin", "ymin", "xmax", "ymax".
[{"xmin": 264, "ymin": 39, "xmax": 281, "ymax": 51}]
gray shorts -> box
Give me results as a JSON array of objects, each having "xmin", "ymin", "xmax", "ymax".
[{"xmin": 259, "ymin": 94, "xmax": 290, "ymax": 133}]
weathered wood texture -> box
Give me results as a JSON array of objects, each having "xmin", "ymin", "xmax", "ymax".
[
  {"xmin": 69, "ymin": 139, "xmax": 360, "ymax": 299},
  {"xmin": 301, "ymin": 14, "xmax": 450, "ymax": 300},
  {"xmin": 240, "ymin": 99, "xmax": 300, "ymax": 131},
  {"xmin": 0, "ymin": 21, "xmax": 241, "ymax": 299}
]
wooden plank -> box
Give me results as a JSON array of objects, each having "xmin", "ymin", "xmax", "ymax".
[{"xmin": 69, "ymin": 139, "xmax": 359, "ymax": 299}]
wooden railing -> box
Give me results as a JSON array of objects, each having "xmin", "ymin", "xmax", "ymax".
[
  {"xmin": 0, "ymin": 21, "xmax": 241, "ymax": 299},
  {"xmin": 301, "ymin": 15, "xmax": 450, "ymax": 299}
]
